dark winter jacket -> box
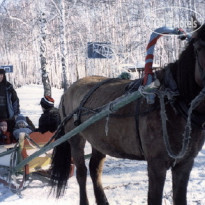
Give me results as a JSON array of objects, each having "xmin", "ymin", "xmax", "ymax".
[
  {"xmin": 6, "ymin": 82, "xmax": 20, "ymax": 118},
  {"xmin": 0, "ymin": 81, "xmax": 20, "ymax": 120},
  {"xmin": 36, "ymin": 107, "xmax": 61, "ymax": 134}
]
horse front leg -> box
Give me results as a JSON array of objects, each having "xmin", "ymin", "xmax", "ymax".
[
  {"xmin": 70, "ymin": 136, "xmax": 89, "ymax": 205},
  {"xmin": 147, "ymin": 159, "xmax": 167, "ymax": 205},
  {"xmin": 89, "ymin": 148, "xmax": 109, "ymax": 205},
  {"xmin": 171, "ymin": 159, "xmax": 194, "ymax": 205}
]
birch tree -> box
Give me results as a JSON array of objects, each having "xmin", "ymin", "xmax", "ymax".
[
  {"xmin": 59, "ymin": 0, "xmax": 69, "ymax": 91},
  {"xmin": 50, "ymin": 0, "xmax": 70, "ymax": 91},
  {"xmin": 39, "ymin": 10, "xmax": 51, "ymax": 96}
]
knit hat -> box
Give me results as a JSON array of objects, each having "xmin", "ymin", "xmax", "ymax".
[
  {"xmin": 0, "ymin": 69, "xmax": 5, "ymax": 74},
  {"xmin": 40, "ymin": 96, "xmax": 54, "ymax": 109},
  {"xmin": 15, "ymin": 114, "xmax": 28, "ymax": 126}
]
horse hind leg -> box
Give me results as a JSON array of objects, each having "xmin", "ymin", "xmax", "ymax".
[
  {"xmin": 70, "ymin": 135, "xmax": 89, "ymax": 205},
  {"xmin": 89, "ymin": 148, "xmax": 109, "ymax": 205}
]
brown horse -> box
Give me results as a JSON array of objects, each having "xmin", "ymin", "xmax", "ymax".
[{"xmin": 50, "ymin": 24, "xmax": 205, "ymax": 205}]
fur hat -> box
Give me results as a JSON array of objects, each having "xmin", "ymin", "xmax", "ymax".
[
  {"xmin": 15, "ymin": 114, "xmax": 28, "ymax": 126},
  {"xmin": 40, "ymin": 96, "xmax": 54, "ymax": 109}
]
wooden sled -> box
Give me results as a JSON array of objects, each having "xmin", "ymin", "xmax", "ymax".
[{"xmin": 0, "ymin": 131, "xmax": 75, "ymax": 192}]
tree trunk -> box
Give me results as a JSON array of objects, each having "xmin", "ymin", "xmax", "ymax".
[
  {"xmin": 59, "ymin": 0, "xmax": 69, "ymax": 91},
  {"xmin": 39, "ymin": 11, "xmax": 51, "ymax": 96}
]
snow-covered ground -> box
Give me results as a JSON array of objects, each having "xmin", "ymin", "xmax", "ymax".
[{"xmin": 0, "ymin": 84, "xmax": 205, "ymax": 205}]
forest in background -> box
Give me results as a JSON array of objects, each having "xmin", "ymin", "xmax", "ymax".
[{"xmin": 0, "ymin": 0, "xmax": 204, "ymax": 88}]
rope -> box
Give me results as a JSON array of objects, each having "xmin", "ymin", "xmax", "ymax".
[{"xmin": 157, "ymin": 87, "xmax": 205, "ymax": 161}]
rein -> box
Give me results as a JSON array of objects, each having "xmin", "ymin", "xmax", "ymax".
[
  {"xmin": 138, "ymin": 82, "xmax": 205, "ymax": 162},
  {"xmin": 157, "ymin": 86, "xmax": 205, "ymax": 161},
  {"xmin": 140, "ymin": 27, "xmax": 205, "ymax": 161}
]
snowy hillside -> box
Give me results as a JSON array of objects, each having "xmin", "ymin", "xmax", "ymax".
[{"xmin": 0, "ymin": 84, "xmax": 205, "ymax": 205}]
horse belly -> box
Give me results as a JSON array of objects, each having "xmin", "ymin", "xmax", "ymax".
[{"xmin": 81, "ymin": 118, "xmax": 144, "ymax": 160}]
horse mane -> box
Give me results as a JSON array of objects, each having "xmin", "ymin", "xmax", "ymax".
[
  {"xmin": 167, "ymin": 38, "xmax": 200, "ymax": 103},
  {"xmin": 169, "ymin": 24, "xmax": 205, "ymax": 103}
]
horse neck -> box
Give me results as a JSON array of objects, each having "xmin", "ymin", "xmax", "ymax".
[{"xmin": 162, "ymin": 42, "xmax": 200, "ymax": 104}]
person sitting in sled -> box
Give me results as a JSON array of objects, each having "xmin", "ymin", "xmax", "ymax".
[
  {"xmin": 0, "ymin": 120, "xmax": 13, "ymax": 144},
  {"xmin": 35, "ymin": 96, "xmax": 61, "ymax": 134},
  {"xmin": 13, "ymin": 114, "xmax": 32, "ymax": 140}
]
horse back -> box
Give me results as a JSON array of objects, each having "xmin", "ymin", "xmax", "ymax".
[{"xmin": 63, "ymin": 76, "xmax": 132, "ymax": 114}]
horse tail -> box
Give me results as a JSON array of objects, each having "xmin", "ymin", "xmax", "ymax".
[{"xmin": 50, "ymin": 126, "xmax": 71, "ymax": 198}]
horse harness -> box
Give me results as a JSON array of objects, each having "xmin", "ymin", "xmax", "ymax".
[
  {"xmin": 70, "ymin": 77, "xmax": 160, "ymax": 157},
  {"xmin": 59, "ymin": 48, "xmax": 205, "ymax": 160},
  {"xmin": 68, "ymin": 72, "xmax": 186, "ymax": 157},
  {"xmin": 73, "ymin": 78, "xmax": 114, "ymax": 126}
]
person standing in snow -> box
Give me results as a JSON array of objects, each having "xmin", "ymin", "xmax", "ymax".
[
  {"xmin": 0, "ymin": 69, "xmax": 20, "ymax": 131},
  {"xmin": 35, "ymin": 96, "xmax": 61, "ymax": 133}
]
